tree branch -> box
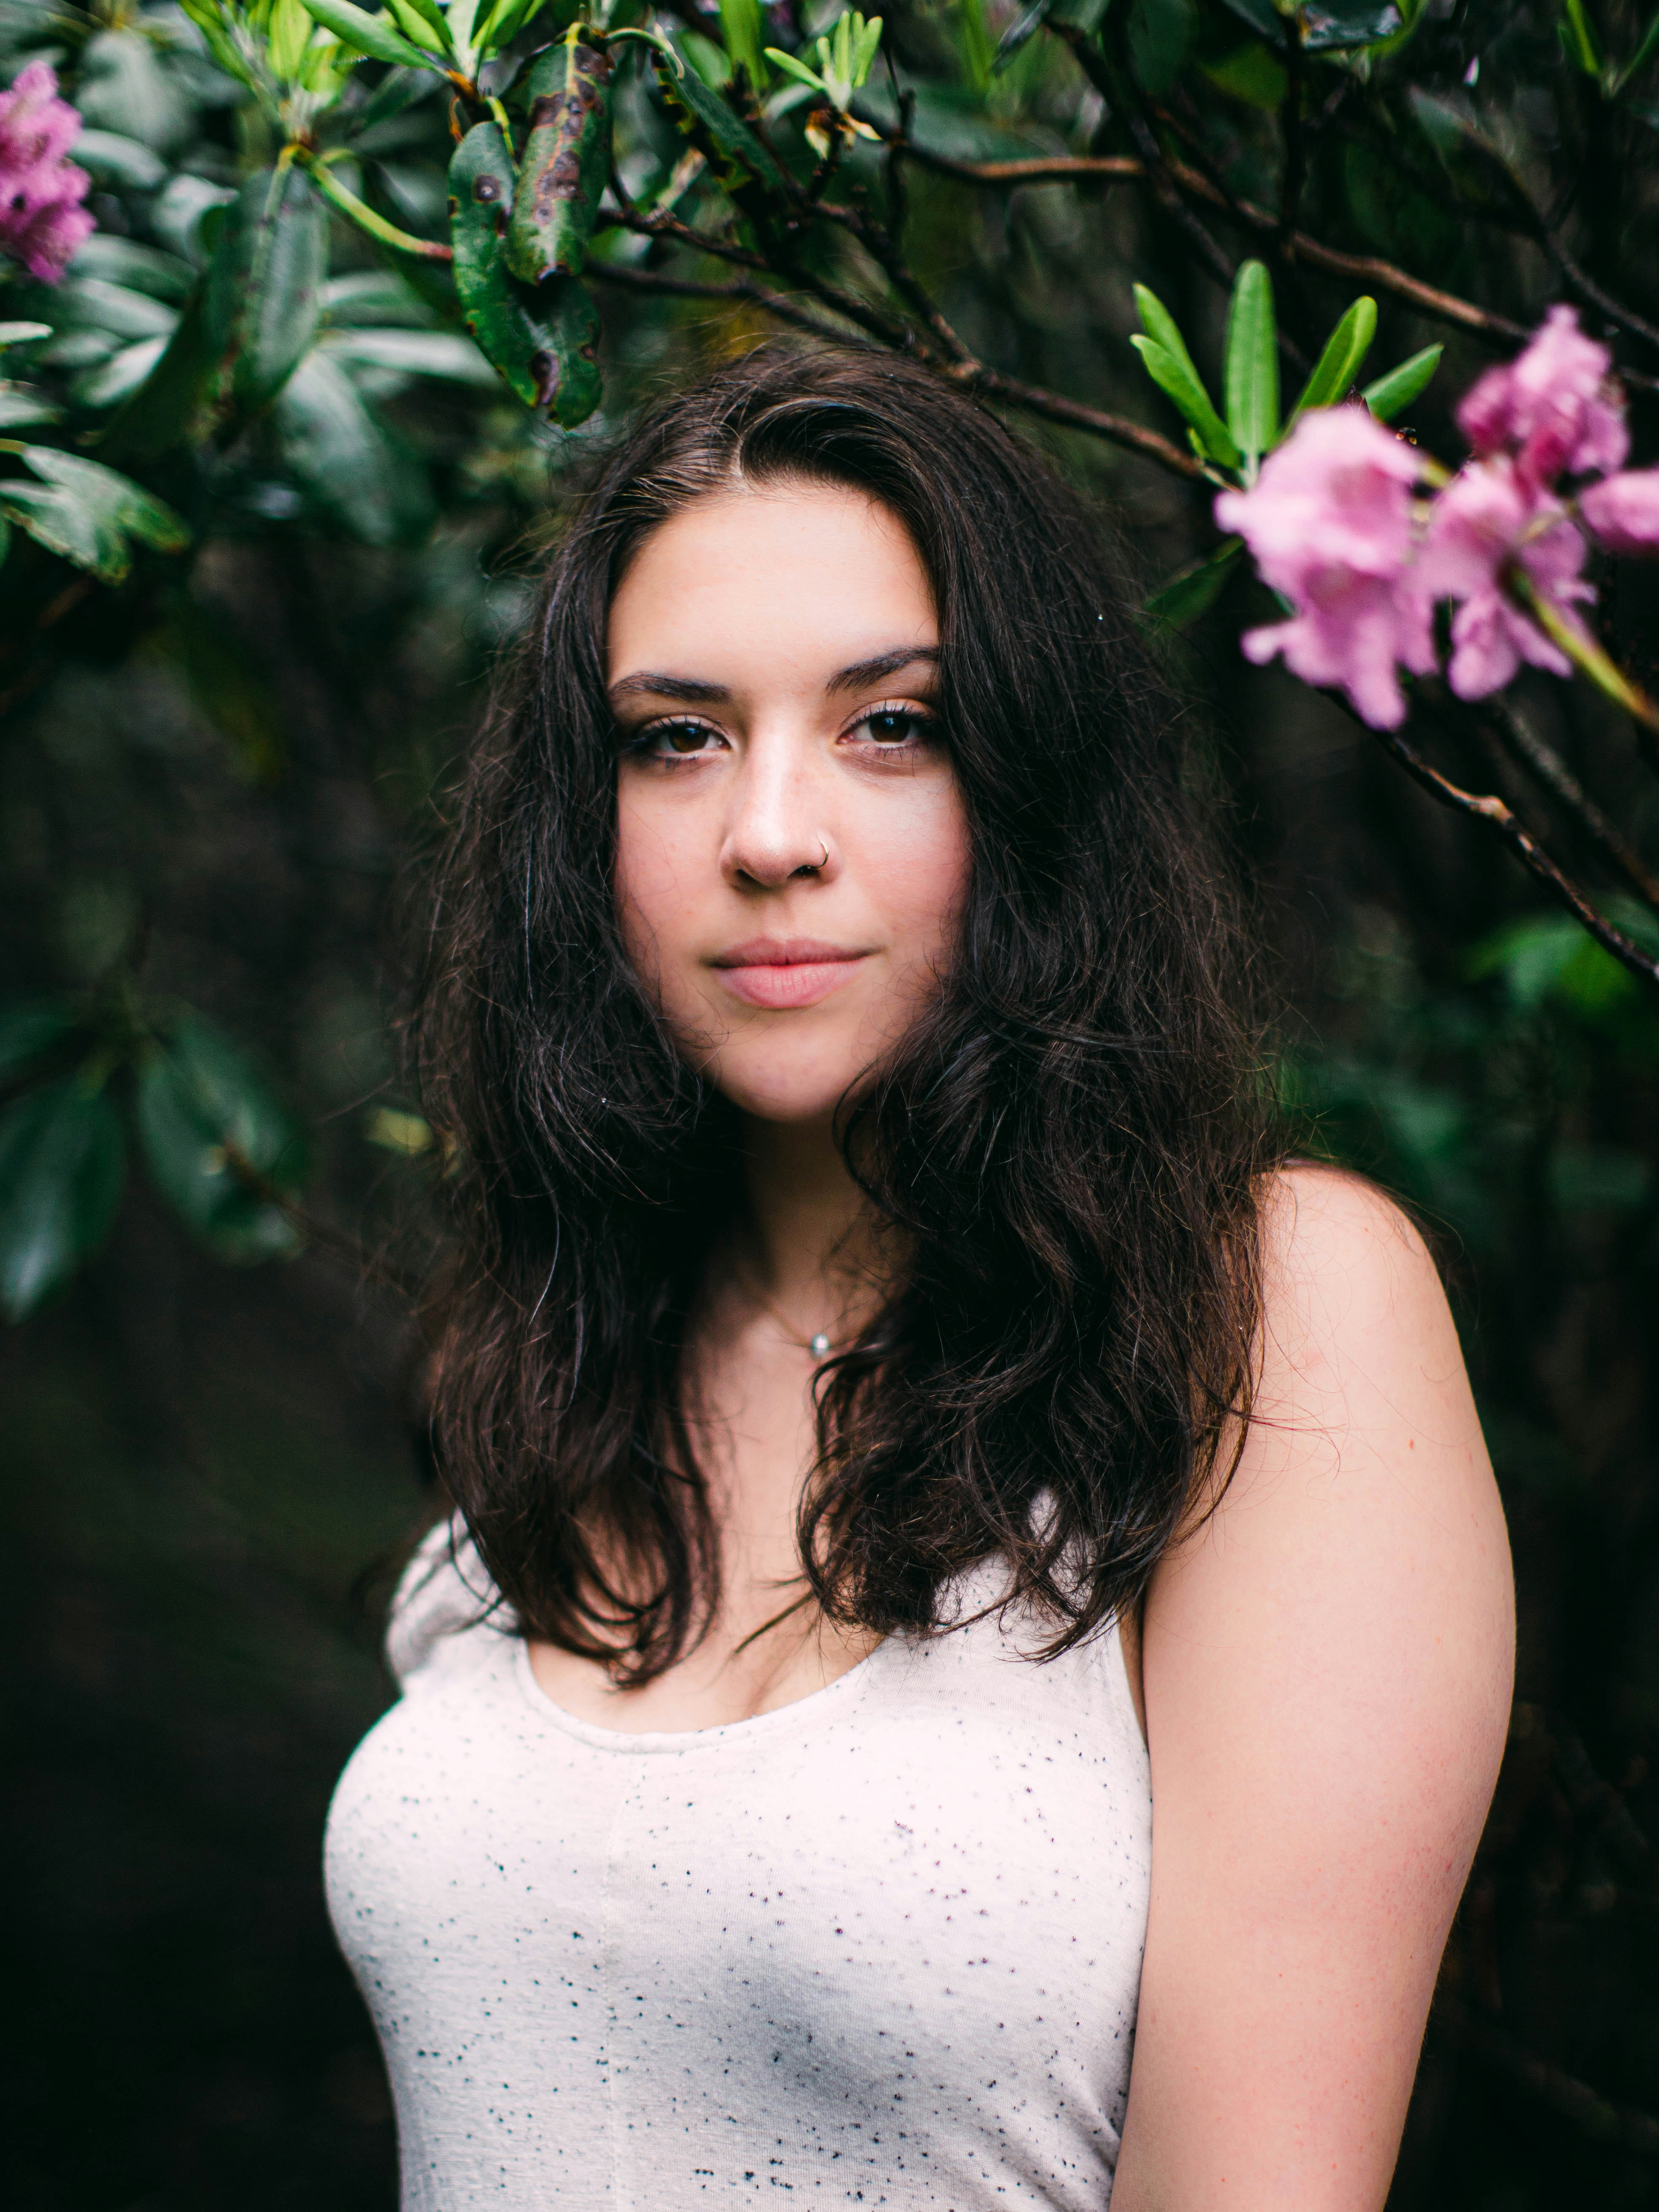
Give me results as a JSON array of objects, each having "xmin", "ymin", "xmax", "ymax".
[
  {"xmin": 586, "ymin": 262, "xmax": 1207, "ymax": 476},
  {"xmin": 1481, "ymin": 694, "xmax": 1659, "ymax": 915},
  {"xmin": 1359, "ymin": 701, "xmax": 1659, "ymax": 989}
]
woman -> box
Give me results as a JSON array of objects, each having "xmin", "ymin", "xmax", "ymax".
[{"xmin": 326, "ymin": 345, "xmax": 1513, "ymax": 2209}]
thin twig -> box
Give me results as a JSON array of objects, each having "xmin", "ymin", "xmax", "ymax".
[
  {"xmin": 1050, "ymin": 19, "xmax": 1240, "ymax": 302},
  {"xmin": 587, "ymin": 262, "xmax": 1206, "ymax": 475},
  {"xmin": 877, "ymin": 135, "xmax": 1534, "ymax": 346},
  {"xmin": 1360, "ymin": 705, "xmax": 1659, "ymax": 989},
  {"xmin": 585, "ymin": 259, "xmax": 886, "ymax": 349},
  {"xmin": 1277, "ymin": 22, "xmax": 1306, "ymax": 244},
  {"xmin": 1481, "ymin": 695, "xmax": 1659, "ymax": 914}
]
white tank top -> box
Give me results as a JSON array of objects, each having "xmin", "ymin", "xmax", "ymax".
[{"xmin": 324, "ymin": 1521, "xmax": 1152, "ymax": 2209}]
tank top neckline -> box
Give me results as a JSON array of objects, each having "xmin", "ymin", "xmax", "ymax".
[{"xmin": 509, "ymin": 1630, "xmax": 897, "ymax": 1755}]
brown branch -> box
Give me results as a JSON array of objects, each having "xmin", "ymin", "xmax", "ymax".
[
  {"xmin": 585, "ymin": 259, "xmax": 886, "ymax": 350},
  {"xmin": 815, "ymin": 196, "xmax": 978, "ymax": 365},
  {"xmin": 1481, "ymin": 695, "xmax": 1659, "ymax": 915},
  {"xmin": 586, "ymin": 262, "xmax": 1207, "ymax": 476},
  {"xmin": 1362, "ymin": 705, "xmax": 1659, "ymax": 989},
  {"xmin": 880, "ymin": 137, "xmax": 1533, "ymax": 347}
]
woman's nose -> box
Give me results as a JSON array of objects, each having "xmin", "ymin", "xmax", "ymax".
[{"xmin": 719, "ymin": 742, "xmax": 834, "ymax": 890}]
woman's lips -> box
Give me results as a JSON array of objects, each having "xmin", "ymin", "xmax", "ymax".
[{"xmin": 710, "ymin": 938, "xmax": 870, "ymax": 1010}]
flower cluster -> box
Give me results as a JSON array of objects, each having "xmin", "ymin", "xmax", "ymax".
[
  {"xmin": 0, "ymin": 61, "xmax": 95, "ymax": 285},
  {"xmin": 1217, "ymin": 307, "xmax": 1659, "ymax": 728}
]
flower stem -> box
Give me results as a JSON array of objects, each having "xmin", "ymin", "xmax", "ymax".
[
  {"xmin": 1505, "ymin": 565, "xmax": 1659, "ymax": 736},
  {"xmin": 294, "ymin": 151, "xmax": 454, "ymax": 263}
]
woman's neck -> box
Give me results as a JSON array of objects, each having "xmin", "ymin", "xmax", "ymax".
[{"xmin": 736, "ymin": 1113, "xmax": 882, "ymax": 1340}]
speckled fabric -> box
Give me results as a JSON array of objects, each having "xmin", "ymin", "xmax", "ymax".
[{"xmin": 324, "ymin": 1523, "xmax": 1152, "ymax": 2209}]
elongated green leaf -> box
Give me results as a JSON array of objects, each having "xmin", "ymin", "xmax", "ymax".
[
  {"xmin": 0, "ymin": 1077, "xmax": 126, "ymax": 1320},
  {"xmin": 1362, "ymin": 342, "xmax": 1442, "ymax": 420},
  {"xmin": 1559, "ymin": 0, "xmax": 1602, "ymax": 73},
  {"xmin": 1287, "ymin": 294, "xmax": 1378, "ymax": 427},
  {"xmin": 103, "ymin": 166, "xmax": 326, "ymax": 462},
  {"xmin": 135, "ymin": 1016, "xmax": 307, "ymax": 1261},
  {"xmin": 0, "ymin": 448, "xmax": 189, "ymax": 583},
  {"xmin": 450, "ymin": 122, "xmax": 603, "ymax": 428},
  {"xmin": 0, "ymin": 999, "xmax": 80, "ymax": 1085},
  {"xmin": 719, "ymin": 0, "xmax": 768, "ymax": 86},
  {"xmin": 1132, "ymin": 285, "xmax": 1211, "ymax": 404},
  {"xmin": 0, "ymin": 384, "xmax": 63, "ymax": 430},
  {"xmin": 1129, "ymin": 335, "xmax": 1241, "ymax": 469},
  {"xmin": 1143, "ymin": 535, "xmax": 1244, "ymax": 630},
  {"xmin": 508, "ymin": 35, "xmax": 614, "ymax": 284},
  {"xmin": 1224, "ymin": 258, "xmax": 1278, "ymax": 462},
  {"xmin": 297, "ymin": 0, "xmax": 433, "ymax": 68},
  {"xmin": 275, "ymin": 351, "xmax": 435, "ymax": 544},
  {"xmin": 382, "ymin": 0, "xmax": 449, "ymax": 54},
  {"xmin": 654, "ymin": 43, "xmax": 788, "ymax": 193},
  {"xmin": 205, "ymin": 164, "xmax": 327, "ymax": 411}
]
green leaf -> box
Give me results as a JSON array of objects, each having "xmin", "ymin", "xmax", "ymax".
[
  {"xmin": 1143, "ymin": 535, "xmax": 1244, "ymax": 629},
  {"xmin": 719, "ymin": 0, "xmax": 768, "ymax": 86},
  {"xmin": 205, "ymin": 163, "xmax": 328, "ymax": 412},
  {"xmin": 0, "ymin": 999, "xmax": 80, "ymax": 1085},
  {"xmin": 1302, "ymin": 1, "xmax": 1402, "ymax": 49},
  {"xmin": 73, "ymin": 129, "xmax": 168, "ymax": 192},
  {"xmin": 320, "ymin": 328, "xmax": 495, "ymax": 384},
  {"xmin": 103, "ymin": 165, "xmax": 327, "ymax": 463},
  {"xmin": 1559, "ymin": 0, "xmax": 1602, "ymax": 74},
  {"xmin": 654, "ymin": 41, "xmax": 788, "ymax": 193},
  {"xmin": 1129, "ymin": 292, "xmax": 1240, "ymax": 468},
  {"xmin": 0, "ymin": 323, "xmax": 52, "ymax": 349},
  {"xmin": 296, "ymin": 0, "xmax": 434, "ymax": 68},
  {"xmin": 958, "ymin": 0, "xmax": 995, "ymax": 92},
  {"xmin": 135, "ymin": 1016, "xmax": 308, "ymax": 1261},
  {"xmin": 1128, "ymin": 0, "xmax": 1197, "ymax": 97},
  {"xmin": 76, "ymin": 27, "xmax": 192, "ymax": 154},
  {"xmin": 1287, "ymin": 295, "xmax": 1377, "ymax": 427},
  {"xmin": 449, "ymin": 121, "xmax": 603, "ymax": 428},
  {"xmin": 72, "ymin": 338, "xmax": 170, "ymax": 413},
  {"xmin": 0, "ymin": 384, "xmax": 64, "ymax": 430},
  {"xmin": 0, "ymin": 1077, "xmax": 126, "ymax": 1321},
  {"xmin": 0, "ymin": 448, "xmax": 189, "ymax": 584},
  {"xmin": 1200, "ymin": 42, "xmax": 1286, "ymax": 105},
  {"xmin": 70, "ymin": 236, "xmax": 196, "ymax": 306},
  {"xmin": 274, "ymin": 351, "xmax": 435, "ymax": 544},
  {"xmin": 1362, "ymin": 343, "xmax": 1442, "ymax": 420},
  {"xmin": 1224, "ymin": 259, "xmax": 1278, "ymax": 464},
  {"xmin": 508, "ymin": 34, "xmax": 615, "ymax": 284}
]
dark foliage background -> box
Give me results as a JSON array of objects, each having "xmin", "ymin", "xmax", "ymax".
[{"xmin": 6, "ymin": 0, "xmax": 1659, "ymax": 2204}]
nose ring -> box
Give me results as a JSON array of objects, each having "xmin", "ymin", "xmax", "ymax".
[{"xmin": 817, "ymin": 840, "xmax": 830, "ymax": 870}]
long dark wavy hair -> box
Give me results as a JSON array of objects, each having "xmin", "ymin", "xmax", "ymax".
[{"xmin": 413, "ymin": 342, "xmax": 1275, "ymax": 1681}]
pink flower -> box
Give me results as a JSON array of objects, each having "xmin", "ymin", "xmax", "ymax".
[
  {"xmin": 1419, "ymin": 455, "xmax": 1592, "ymax": 698},
  {"xmin": 1215, "ymin": 405, "xmax": 1435, "ymax": 729},
  {"xmin": 0, "ymin": 61, "xmax": 94, "ymax": 284},
  {"xmin": 1578, "ymin": 468, "xmax": 1659, "ymax": 554},
  {"xmin": 1456, "ymin": 305, "xmax": 1628, "ymax": 488}
]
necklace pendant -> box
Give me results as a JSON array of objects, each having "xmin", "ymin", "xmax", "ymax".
[{"xmin": 810, "ymin": 1332, "xmax": 831, "ymax": 1359}]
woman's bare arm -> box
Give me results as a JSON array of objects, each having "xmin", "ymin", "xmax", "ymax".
[{"xmin": 1111, "ymin": 1165, "xmax": 1514, "ymax": 2212}]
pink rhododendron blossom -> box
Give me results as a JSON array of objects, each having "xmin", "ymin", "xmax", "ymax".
[
  {"xmin": 1215, "ymin": 406, "xmax": 1435, "ymax": 729},
  {"xmin": 0, "ymin": 61, "xmax": 94, "ymax": 284},
  {"xmin": 1420, "ymin": 456, "xmax": 1591, "ymax": 697},
  {"xmin": 1456, "ymin": 305, "xmax": 1628, "ymax": 487},
  {"xmin": 1578, "ymin": 467, "xmax": 1659, "ymax": 554}
]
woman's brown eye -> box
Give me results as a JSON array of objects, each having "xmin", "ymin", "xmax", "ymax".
[
  {"xmin": 665, "ymin": 723, "xmax": 711, "ymax": 753},
  {"xmin": 862, "ymin": 709, "xmax": 928, "ymax": 745}
]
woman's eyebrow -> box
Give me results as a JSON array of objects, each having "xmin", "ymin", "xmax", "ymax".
[
  {"xmin": 608, "ymin": 672, "xmax": 730, "ymax": 705},
  {"xmin": 828, "ymin": 646, "xmax": 940, "ymax": 695},
  {"xmin": 607, "ymin": 647, "xmax": 939, "ymax": 708}
]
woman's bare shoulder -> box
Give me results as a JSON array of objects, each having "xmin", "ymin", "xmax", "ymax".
[{"xmin": 1113, "ymin": 1162, "xmax": 1515, "ymax": 2208}]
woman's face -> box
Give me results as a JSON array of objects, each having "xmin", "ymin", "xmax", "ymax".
[{"xmin": 609, "ymin": 480, "xmax": 970, "ymax": 1125}]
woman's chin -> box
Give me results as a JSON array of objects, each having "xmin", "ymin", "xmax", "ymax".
[{"xmin": 710, "ymin": 1061, "xmax": 867, "ymax": 1127}]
